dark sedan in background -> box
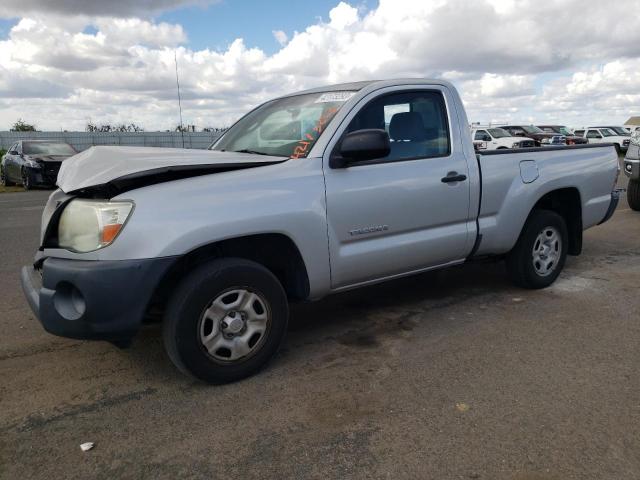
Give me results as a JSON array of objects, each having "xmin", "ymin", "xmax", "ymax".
[
  {"xmin": 0, "ymin": 140, "xmax": 77, "ymax": 190},
  {"xmin": 537, "ymin": 125, "xmax": 588, "ymax": 145},
  {"xmin": 498, "ymin": 125, "xmax": 562, "ymax": 146}
]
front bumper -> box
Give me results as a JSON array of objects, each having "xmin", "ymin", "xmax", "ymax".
[
  {"xmin": 624, "ymin": 144, "xmax": 640, "ymax": 180},
  {"xmin": 24, "ymin": 165, "xmax": 59, "ymax": 187},
  {"xmin": 21, "ymin": 256, "xmax": 177, "ymax": 341}
]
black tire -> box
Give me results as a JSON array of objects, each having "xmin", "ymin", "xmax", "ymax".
[
  {"xmin": 162, "ymin": 257, "xmax": 289, "ymax": 384},
  {"xmin": 21, "ymin": 169, "xmax": 32, "ymax": 191},
  {"xmin": 506, "ymin": 209, "xmax": 568, "ymax": 289},
  {"xmin": 628, "ymin": 179, "xmax": 640, "ymax": 211},
  {"xmin": 0, "ymin": 166, "xmax": 13, "ymax": 186}
]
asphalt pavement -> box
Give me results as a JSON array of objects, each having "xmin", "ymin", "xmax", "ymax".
[{"xmin": 1, "ymin": 177, "xmax": 639, "ymax": 479}]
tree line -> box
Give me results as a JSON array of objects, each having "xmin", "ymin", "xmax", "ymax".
[{"xmin": 7, "ymin": 119, "xmax": 227, "ymax": 133}]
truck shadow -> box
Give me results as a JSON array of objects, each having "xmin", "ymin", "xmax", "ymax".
[{"xmin": 286, "ymin": 260, "xmax": 511, "ymax": 348}]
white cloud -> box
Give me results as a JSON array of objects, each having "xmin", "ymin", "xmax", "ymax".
[
  {"xmin": 2, "ymin": 0, "xmax": 640, "ymax": 130},
  {"xmin": 272, "ymin": 30, "xmax": 288, "ymax": 46}
]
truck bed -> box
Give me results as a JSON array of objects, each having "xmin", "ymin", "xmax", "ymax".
[{"xmin": 475, "ymin": 144, "xmax": 619, "ymax": 256}]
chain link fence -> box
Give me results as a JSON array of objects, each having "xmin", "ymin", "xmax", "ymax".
[{"xmin": 0, "ymin": 131, "xmax": 224, "ymax": 152}]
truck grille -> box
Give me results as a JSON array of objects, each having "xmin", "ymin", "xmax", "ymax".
[{"xmin": 518, "ymin": 140, "xmax": 535, "ymax": 148}]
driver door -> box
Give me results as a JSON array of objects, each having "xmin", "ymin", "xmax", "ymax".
[
  {"xmin": 323, "ymin": 86, "xmax": 474, "ymax": 289},
  {"xmin": 586, "ymin": 129, "xmax": 603, "ymax": 144}
]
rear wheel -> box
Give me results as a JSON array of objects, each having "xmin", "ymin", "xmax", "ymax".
[
  {"xmin": 162, "ymin": 257, "xmax": 289, "ymax": 384},
  {"xmin": 628, "ymin": 179, "xmax": 640, "ymax": 211},
  {"xmin": 506, "ymin": 210, "xmax": 568, "ymax": 289}
]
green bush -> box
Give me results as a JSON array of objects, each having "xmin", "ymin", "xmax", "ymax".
[{"xmin": 0, "ymin": 148, "xmax": 6, "ymax": 158}]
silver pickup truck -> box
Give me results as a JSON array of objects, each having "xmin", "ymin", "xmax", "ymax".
[
  {"xmin": 21, "ymin": 79, "xmax": 620, "ymax": 383},
  {"xmin": 624, "ymin": 133, "xmax": 640, "ymax": 210}
]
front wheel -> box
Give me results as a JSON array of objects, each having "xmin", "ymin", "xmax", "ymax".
[
  {"xmin": 628, "ymin": 179, "xmax": 640, "ymax": 211},
  {"xmin": 21, "ymin": 169, "xmax": 32, "ymax": 191},
  {"xmin": 162, "ymin": 257, "xmax": 289, "ymax": 384},
  {"xmin": 506, "ymin": 210, "xmax": 568, "ymax": 289}
]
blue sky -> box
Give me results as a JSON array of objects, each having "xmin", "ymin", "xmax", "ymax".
[
  {"xmin": 0, "ymin": 0, "xmax": 639, "ymax": 130},
  {"xmin": 0, "ymin": 18, "xmax": 17, "ymax": 38},
  {"xmin": 158, "ymin": 0, "xmax": 372, "ymax": 54}
]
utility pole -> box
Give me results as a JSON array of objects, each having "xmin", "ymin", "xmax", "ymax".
[{"xmin": 174, "ymin": 50, "xmax": 185, "ymax": 148}]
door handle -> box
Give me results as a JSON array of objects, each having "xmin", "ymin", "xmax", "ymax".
[{"xmin": 441, "ymin": 172, "xmax": 467, "ymax": 183}]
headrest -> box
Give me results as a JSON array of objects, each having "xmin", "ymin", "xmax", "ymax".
[{"xmin": 389, "ymin": 112, "xmax": 426, "ymax": 141}]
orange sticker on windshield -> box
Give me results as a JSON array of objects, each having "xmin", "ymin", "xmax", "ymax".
[{"xmin": 290, "ymin": 106, "xmax": 339, "ymax": 159}]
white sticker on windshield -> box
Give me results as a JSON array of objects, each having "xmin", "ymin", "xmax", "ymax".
[{"xmin": 315, "ymin": 91, "xmax": 356, "ymax": 103}]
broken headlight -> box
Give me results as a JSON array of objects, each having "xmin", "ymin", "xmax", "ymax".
[{"xmin": 57, "ymin": 199, "xmax": 134, "ymax": 253}]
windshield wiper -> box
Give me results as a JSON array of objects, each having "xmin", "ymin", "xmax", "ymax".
[{"xmin": 232, "ymin": 149, "xmax": 271, "ymax": 156}]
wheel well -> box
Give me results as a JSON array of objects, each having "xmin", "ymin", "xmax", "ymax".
[
  {"xmin": 147, "ymin": 233, "xmax": 311, "ymax": 320},
  {"xmin": 531, "ymin": 188, "xmax": 582, "ymax": 255}
]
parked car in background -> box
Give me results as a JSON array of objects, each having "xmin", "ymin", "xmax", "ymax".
[
  {"xmin": 498, "ymin": 125, "xmax": 563, "ymax": 146},
  {"xmin": 0, "ymin": 140, "xmax": 77, "ymax": 190},
  {"xmin": 20, "ymin": 79, "xmax": 620, "ymax": 384},
  {"xmin": 624, "ymin": 131, "xmax": 640, "ymax": 210},
  {"xmin": 471, "ymin": 127, "xmax": 535, "ymax": 150},
  {"xmin": 591, "ymin": 126, "xmax": 631, "ymax": 137},
  {"xmin": 537, "ymin": 125, "xmax": 588, "ymax": 145},
  {"xmin": 577, "ymin": 127, "xmax": 630, "ymax": 154}
]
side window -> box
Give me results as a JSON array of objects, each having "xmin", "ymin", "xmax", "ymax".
[
  {"xmin": 17, "ymin": 142, "xmax": 23, "ymax": 154},
  {"xmin": 9, "ymin": 143, "xmax": 18, "ymax": 153},
  {"xmin": 574, "ymin": 130, "xmax": 585, "ymax": 137},
  {"xmin": 345, "ymin": 90, "xmax": 450, "ymax": 162},
  {"xmin": 586, "ymin": 130, "xmax": 601, "ymax": 139},
  {"xmin": 542, "ymin": 127, "xmax": 554, "ymax": 133},
  {"xmin": 474, "ymin": 130, "xmax": 490, "ymax": 141}
]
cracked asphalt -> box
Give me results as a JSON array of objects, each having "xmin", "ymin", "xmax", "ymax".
[{"xmin": 1, "ymin": 170, "xmax": 639, "ymax": 479}]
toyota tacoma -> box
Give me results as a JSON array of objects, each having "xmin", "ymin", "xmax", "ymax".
[{"xmin": 21, "ymin": 79, "xmax": 620, "ymax": 383}]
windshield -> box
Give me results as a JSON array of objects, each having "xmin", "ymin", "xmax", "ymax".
[
  {"xmin": 522, "ymin": 125, "xmax": 544, "ymax": 134},
  {"xmin": 608, "ymin": 126, "xmax": 630, "ymax": 136},
  {"xmin": 23, "ymin": 142, "xmax": 76, "ymax": 155},
  {"xmin": 487, "ymin": 128, "xmax": 510, "ymax": 138},
  {"xmin": 557, "ymin": 127, "xmax": 572, "ymax": 135},
  {"xmin": 212, "ymin": 91, "xmax": 355, "ymax": 158},
  {"xmin": 600, "ymin": 128, "xmax": 616, "ymax": 137}
]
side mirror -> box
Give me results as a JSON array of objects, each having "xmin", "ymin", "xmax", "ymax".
[
  {"xmin": 331, "ymin": 129, "xmax": 391, "ymax": 168},
  {"xmin": 9, "ymin": 150, "xmax": 18, "ymax": 155}
]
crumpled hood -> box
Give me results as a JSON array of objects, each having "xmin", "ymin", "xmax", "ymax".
[{"xmin": 57, "ymin": 146, "xmax": 287, "ymax": 195}]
